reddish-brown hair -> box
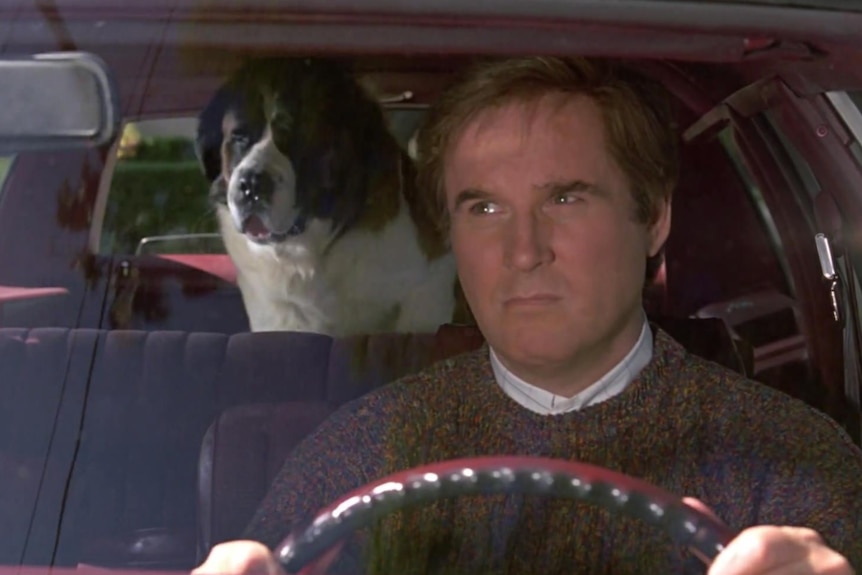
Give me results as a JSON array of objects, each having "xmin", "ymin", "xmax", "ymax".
[{"xmin": 415, "ymin": 56, "xmax": 679, "ymax": 231}]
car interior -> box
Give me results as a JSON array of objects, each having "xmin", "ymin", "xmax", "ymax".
[{"xmin": 1, "ymin": 2, "xmax": 862, "ymax": 571}]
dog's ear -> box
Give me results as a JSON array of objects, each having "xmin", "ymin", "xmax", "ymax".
[
  {"xmin": 195, "ymin": 85, "xmax": 233, "ymax": 183},
  {"xmin": 316, "ymin": 128, "xmax": 400, "ymax": 233},
  {"xmin": 207, "ymin": 178, "xmax": 228, "ymax": 207},
  {"xmin": 194, "ymin": 138, "xmax": 222, "ymax": 184},
  {"xmin": 293, "ymin": 136, "xmax": 358, "ymax": 221},
  {"xmin": 312, "ymin": 64, "xmax": 405, "ymax": 230}
]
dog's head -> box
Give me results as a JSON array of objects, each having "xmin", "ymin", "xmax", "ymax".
[{"xmin": 196, "ymin": 58, "xmax": 395, "ymax": 245}]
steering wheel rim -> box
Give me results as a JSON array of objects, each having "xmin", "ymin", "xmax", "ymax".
[{"xmin": 276, "ymin": 456, "xmax": 737, "ymax": 574}]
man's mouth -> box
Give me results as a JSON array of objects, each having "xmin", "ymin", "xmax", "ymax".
[{"xmin": 504, "ymin": 293, "xmax": 561, "ymax": 307}]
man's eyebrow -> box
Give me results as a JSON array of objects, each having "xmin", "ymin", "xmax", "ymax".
[
  {"xmin": 452, "ymin": 188, "xmax": 494, "ymax": 210},
  {"xmin": 451, "ymin": 180, "xmax": 601, "ymax": 210},
  {"xmin": 536, "ymin": 179, "xmax": 603, "ymax": 196}
]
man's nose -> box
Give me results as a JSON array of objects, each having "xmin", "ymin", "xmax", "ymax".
[
  {"xmin": 234, "ymin": 170, "xmax": 275, "ymax": 209},
  {"xmin": 503, "ymin": 212, "xmax": 553, "ymax": 271}
]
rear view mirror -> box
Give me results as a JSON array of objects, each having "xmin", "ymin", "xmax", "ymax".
[{"xmin": 0, "ymin": 52, "xmax": 120, "ymax": 153}]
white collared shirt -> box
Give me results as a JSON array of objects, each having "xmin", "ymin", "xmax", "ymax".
[{"xmin": 489, "ymin": 315, "xmax": 653, "ymax": 415}]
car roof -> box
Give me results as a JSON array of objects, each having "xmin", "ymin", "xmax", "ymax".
[{"xmin": 1, "ymin": 0, "xmax": 860, "ymax": 122}]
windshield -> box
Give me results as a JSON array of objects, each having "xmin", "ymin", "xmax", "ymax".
[
  {"xmin": 2, "ymin": 1, "xmax": 862, "ymax": 574},
  {"xmin": 628, "ymin": 0, "xmax": 862, "ymax": 10}
]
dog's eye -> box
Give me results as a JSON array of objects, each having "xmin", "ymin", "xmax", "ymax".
[
  {"xmin": 230, "ymin": 131, "xmax": 250, "ymax": 144},
  {"xmin": 271, "ymin": 112, "xmax": 292, "ymax": 131}
]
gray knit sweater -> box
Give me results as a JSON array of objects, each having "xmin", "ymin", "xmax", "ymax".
[{"xmin": 246, "ymin": 327, "xmax": 862, "ymax": 574}]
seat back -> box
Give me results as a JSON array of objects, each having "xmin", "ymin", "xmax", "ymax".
[
  {"xmin": 0, "ymin": 327, "xmax": 451, "ymax": 568},
  {"xmin": 54, "ymin": 329, "xmax": 341, "ymax": 568},
  {"xmin": 197, "ymin": 403, "xmax": 336, "ymax": 559},
  {"xmin": 195, "ymin": 317, "xmax": 752, "ymax": 554},
  {"xmin": 0, "ymin": 318, "xmax": 748, "ymax": 567},
  {"xmin": 0, "ymin": 328, "xmax": 99, "ymax": 565},
  {"xmin": 194, "ymin": 326, "xmax": 478, "ymax": 554}
]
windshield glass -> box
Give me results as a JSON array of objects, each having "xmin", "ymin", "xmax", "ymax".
[
  {"xmin": 628, "ymin": 0, "xmax": 862, "ymax": 10},
  {"xmin": 2, "ymin": 2, "xmax": 862, "ymax": 574}
]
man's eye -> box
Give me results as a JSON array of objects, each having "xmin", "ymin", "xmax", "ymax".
[
  {"xmin": 230, "ymin": 132, "xmax": 250, "ymax": 144},
  {"xmin": 551, "ymin": 192, "xmax": 581, "ymax": 205},
  {"xmin": 468, "ymin": 201, "xmax": 500, "ymax": 215}
]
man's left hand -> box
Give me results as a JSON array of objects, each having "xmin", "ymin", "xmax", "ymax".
[{"xmin": 684, "ymin": 498, "xmax": 854, "ymax": 574}]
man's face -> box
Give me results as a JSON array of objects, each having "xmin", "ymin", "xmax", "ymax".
[{"xmin": 444, "ymin": 93, "xmax": 671, "ymax": 390}]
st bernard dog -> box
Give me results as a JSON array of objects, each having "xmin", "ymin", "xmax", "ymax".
[{"xmin": 196, "ymin": 57, "xmax": 465, "ymax": 335}]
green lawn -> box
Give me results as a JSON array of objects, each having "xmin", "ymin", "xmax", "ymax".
[{"xmin": 0, "ymin": 156, "xmax": 11, "ymax": 185}]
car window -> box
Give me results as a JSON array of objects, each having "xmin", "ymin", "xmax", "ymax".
[
  {"xmin": 825, "ymin": 90, "xmax": 862, "ymax": 359},
  {"xmin": 0, "ymin": 155, "xmax": 13, "ymax": 200},
  {"xmin": 2, "ymin": 5, "xmax": 862, "ymax": 574},
  {"xmin": 97, "ymin": 110, "xmax": 425, "ymax": 256},
  {"xmin": 98, "ymin": 119, "xmax": 218, "ymax": 255},
  {"xmin": 699, "ymin": 125, "xmax": 819, "ymax": 405},
  {"xmin": 832, "ymin": 91, "xmax": 862, "ymax": 170},
  {"xmin": 756, "ymin": 97, "xmax": 862, "ymax": 431}
]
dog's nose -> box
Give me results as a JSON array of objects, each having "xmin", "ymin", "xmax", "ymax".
[{"xmin": 236, "ymin": 171, "xmax": 275, "ymax": 207}]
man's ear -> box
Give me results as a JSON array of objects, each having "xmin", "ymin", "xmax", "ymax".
[{"xmin": 648, "ymin": 199, "xmax": 672, "ymax": 257}]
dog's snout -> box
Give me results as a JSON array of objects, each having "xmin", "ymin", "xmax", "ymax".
[{"xmin": 236, "ymin": 171, "xmax": 275, "ymax": 207}]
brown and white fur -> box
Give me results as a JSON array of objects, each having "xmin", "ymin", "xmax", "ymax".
[{"xmin": 196, "ymin": 58, "xmax": 461, "ymax": 335}]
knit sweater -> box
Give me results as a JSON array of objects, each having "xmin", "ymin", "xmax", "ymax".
[{"xmin": 245, "ymin": 327, "xmax": 862, "ymax": 574}]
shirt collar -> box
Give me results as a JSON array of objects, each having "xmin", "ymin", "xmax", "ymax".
[{"xmin": 489, "ymin": 314, "xmax": 653, "ymax": 415}]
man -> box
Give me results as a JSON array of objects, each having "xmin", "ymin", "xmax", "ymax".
[{"xmin": 194, "ymin": 57, "xmax": 861, "ymax": 574}]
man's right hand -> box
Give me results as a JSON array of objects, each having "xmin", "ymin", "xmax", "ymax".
[{"xmin": 192, "ymin": 541, "xmax": 285, "ymax": 575}]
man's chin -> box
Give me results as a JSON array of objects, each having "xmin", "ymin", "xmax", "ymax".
[{"xmin": 491, "ymin": 325, "xmax": 582, "ymax": 364}]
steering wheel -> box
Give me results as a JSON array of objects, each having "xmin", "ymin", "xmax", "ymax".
[{"xmin": 275, "ymin": 456, "xmax": 737, "ymax": 574}]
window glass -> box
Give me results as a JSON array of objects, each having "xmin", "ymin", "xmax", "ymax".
[
  {"xmin": 99, "ymin": 119, "xmax": 217, "ymax": 255},
  {"xmin": 2, "ymin": 8, "xmax": 860, "ymax": 572},
  {"xmin": 831, "ymin": 91, "xmax": 862, "ymax": 169},
  {"xmin": 98, "ymin": 110, "xmax": 425, "ymax": 255},
  {"xmin": 0, "ymin": 155, "xmax": 14, "ymax": 200}
]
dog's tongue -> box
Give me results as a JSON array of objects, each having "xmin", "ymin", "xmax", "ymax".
[{"xmin": 243, "ymin": 215, "xmax": 270, "ymax": 239}]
